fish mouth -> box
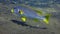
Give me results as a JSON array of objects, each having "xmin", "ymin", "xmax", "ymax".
[{"xmin": 11, "ymin": 8, "xmax": 14, "ymax": 13}]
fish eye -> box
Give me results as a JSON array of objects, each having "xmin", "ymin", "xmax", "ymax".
[{"xmin": 19, "ymin": 10, "xmax": 24, "ymax": 15}]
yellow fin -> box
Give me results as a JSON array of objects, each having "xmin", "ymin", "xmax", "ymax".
[
  {"xmin": 43, "ymin": 14, "xmax": 51, "ymax": 24},
  {"xmin": 19, "ymin": 10, "xmax": 24, "ymax": 15},
  {"xmin": 11, "ymin": 8, "xmax": 14, "ymax": 13},
  {"xmin": 43, "ymin": 18, "xmax": 49, "ymax": 24},
  {"xmin": 21, "ymin": 17, "xmax": 26, "ymax": 22}
]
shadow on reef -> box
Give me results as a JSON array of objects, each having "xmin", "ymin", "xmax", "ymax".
[{"xmin": 11, "ymin": 20, "xmax": 47, "ymax": 29}]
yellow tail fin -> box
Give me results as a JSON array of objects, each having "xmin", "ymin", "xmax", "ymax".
[{"xmin": 43, "ymin": 14, "xmax": 51, "ymax": 24}]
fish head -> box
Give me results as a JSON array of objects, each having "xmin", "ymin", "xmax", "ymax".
[{"xmin": 11, "ymin": 6, "xmax": 25, "ymax": 16}]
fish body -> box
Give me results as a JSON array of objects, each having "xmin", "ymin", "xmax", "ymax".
[
  {"xmin": 11, "ymin": 6, "xmax": 50, "ymax": 24},
  {"xmin": 12, "ymin": 6, "xmax": 44, "ymax": 19}
]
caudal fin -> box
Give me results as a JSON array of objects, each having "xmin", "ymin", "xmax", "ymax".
[{"xmin": 43, "ymin": 14, "xmax": 51, "ymax": 24}]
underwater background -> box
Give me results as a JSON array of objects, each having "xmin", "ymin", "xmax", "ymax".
[{"xmin": 0, "ymin": 0, "xmax": 60, "ymax": 34}]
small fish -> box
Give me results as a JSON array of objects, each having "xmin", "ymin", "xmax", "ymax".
[{"xmin": 11, "ymin": 6, "xmax": 50, "ymax": 24}]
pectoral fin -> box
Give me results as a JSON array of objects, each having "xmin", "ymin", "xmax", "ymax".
[{"xmin": 19, "ymin": 10, "xmax": 24, "ymax": 15}]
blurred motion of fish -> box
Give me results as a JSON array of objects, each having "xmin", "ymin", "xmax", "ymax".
[{"xmin": 11, "ymin": 5, "xmax": 51, "ymax": 24}]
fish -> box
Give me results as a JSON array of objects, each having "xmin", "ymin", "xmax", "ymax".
[{"xmin": 11, "ymin": 6, "xmax": 51, "ymax": 24}]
